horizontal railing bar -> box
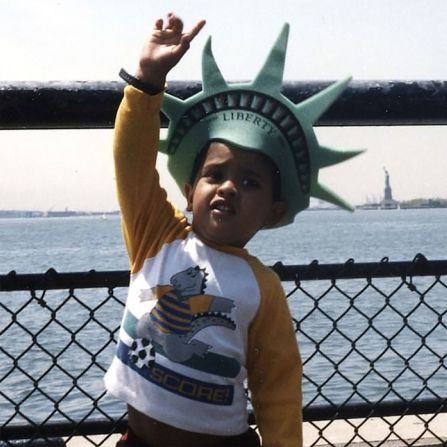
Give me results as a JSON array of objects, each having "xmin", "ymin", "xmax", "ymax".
[
  {"xmin": 0, "ymin": 269, "xmax": 130, "ymax": 291},
  {"xmin": 0, "ymin": 80, "xmax": 446, "ymax": 129},
  {"xmin": 0, "ymin": 419, "xmax": 127, "ymax": 440},
  {"xmin": 272, "ymin": 256, "xmax": 447, "ymax": 281},
  {"xmin": 302, "ymin": 398, "xmax": 447, "ymax": 421},
  {"xmin": 1, "ymin": 256, "xmax": 446, "ymax": 291},
  {"xmin": 2, "ymin": 398, "xmax": 446, "ymax": 439}
]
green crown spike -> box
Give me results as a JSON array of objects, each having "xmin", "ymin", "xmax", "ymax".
[
  {"xmin": 161, "ymin": 94, "xmax": 186, "ymax": 122},
  {"xmin": 202, "ymin": 37, "xmax": 228, "ymax": 93},
  {"xmin": 317, "ymin": 146, "xmax": 365, "ymax": 169},
  {"xmin": 312, "ymin": 182, "xmax": 354, "ymax": 211},
  {"xmin": 158, "ymin": 24, "xmax": 363, "ymax": 226},
  {"xmin": 295, "ymin": 77, "xmax": 352, "ymax": 126},
  {"xmin": 252, "ymin": 23, "xmax": 289, "ymax": 93}
]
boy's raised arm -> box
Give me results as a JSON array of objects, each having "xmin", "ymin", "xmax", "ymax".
[{"xmin": 113, "ymin": 13, "xmax": 205, "ymax": 265}]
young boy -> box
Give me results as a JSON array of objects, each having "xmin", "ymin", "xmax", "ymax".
[{"xmin": 105, "ymin": 12, "xmax": 359, "ymax": 447}]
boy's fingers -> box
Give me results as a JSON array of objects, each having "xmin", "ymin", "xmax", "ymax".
[
  {"xmin": 153, "ymin": 18, "xmax": 163, "ymax": 30},
  {"xmin": 184, "ymin": 19, "xmax": 206, "ymax": 43},
  {"xmin": 167, "ymin": 13, "xmax": 183, "ymax": 33}
]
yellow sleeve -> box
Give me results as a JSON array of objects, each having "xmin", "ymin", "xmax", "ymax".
[
  {"xmin": 113, "ymin": 86, "xmax": 189, "ymax": 272},
  {"xmin": 247, "ymin": 267, "xmax": 303, "ymax": 447}
]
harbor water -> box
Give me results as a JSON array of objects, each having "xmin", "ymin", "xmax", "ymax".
[{"xmin": 1, "ymin": 208, "xmax": 446, "ymax": 423}]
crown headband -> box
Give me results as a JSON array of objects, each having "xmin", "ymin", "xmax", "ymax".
[{"xmin": 159, "ymin": 23, "xmax": 363, "ymax": 227}]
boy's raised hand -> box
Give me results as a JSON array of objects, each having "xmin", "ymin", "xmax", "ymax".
[{"xmin": 136, "ymin": 13, "xmax": 206, "ymax": 91}]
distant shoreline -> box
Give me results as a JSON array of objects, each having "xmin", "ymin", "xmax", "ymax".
[
  {"xmin": 308, "ymin": 205, "xmax": 447, "ymax": 211},
  {"xmin": 1, "ymin": 205, "xmax": 447, "ymax": 219},
  {"xmin": 0, "ymin": 210, "xmax": 120, "ymax": 219}
]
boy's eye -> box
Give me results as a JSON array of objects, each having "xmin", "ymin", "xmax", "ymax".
[
  {"xmin": 241, "ymin": 177, "xmax": 260, "ymax": 188},
  {"xmin": 203, "ymin": 169, "xmax": 223, "ymax": 181}
]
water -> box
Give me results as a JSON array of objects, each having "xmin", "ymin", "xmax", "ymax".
[
  {"xmin": 249, "ymin": 208, "xmax": 447, "ymax": 265},
  {"xmin": 0, "ymin": 215, "xmax": 129, "ymax": 274},
  {"xmin": 1, "ymin": 208, "xmax": 446, "ymax": 273},
  {"xmin": 1, "ymin": 209, "xmax": 446, "ymax": 423}
]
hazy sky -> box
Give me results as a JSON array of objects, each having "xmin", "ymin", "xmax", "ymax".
[{"xmin": 0, "ymin": 0, "xmax": 446, "ymax": 211}]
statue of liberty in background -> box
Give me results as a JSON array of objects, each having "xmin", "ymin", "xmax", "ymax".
[
  {"xmin": 381, "ymin": 167, "xmax": 399, "ymax": 209},
  {"xmin": 383, "ymin": 167, "xmax": 392, "ymax": 202}
]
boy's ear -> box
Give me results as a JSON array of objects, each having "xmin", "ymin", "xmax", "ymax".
[
  {"xmin": 265, "ymin": 201, "xmax": 288, "ymax": 228},
  {"xmin": 184, "ymin": 183, "xmax": 194, "ymax": 212}
]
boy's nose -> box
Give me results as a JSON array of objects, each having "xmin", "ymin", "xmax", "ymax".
[{"xmin": 217, "ymin": 179, "xmax": 237, "ymax": 197}]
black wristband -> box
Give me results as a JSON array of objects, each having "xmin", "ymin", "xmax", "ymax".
[{"xmin": 119, "ymin": 68, "xmax": 164, "ymax": 96}]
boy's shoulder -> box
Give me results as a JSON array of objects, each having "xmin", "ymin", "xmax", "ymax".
[{"xmin": 241, "ymin": 250, "xmax": 283, "ymax": 288}]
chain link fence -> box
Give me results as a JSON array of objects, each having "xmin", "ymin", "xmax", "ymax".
[{"xmin": 1, "ymin": 255, "xmax": 446, "ymax": 446}]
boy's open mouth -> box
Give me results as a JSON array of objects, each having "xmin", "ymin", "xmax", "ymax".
[{"xmin": 210, "ymin": 201, "xmax": 235, "ymax": 215}]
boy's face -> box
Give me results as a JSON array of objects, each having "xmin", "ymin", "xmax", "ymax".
[{"xmin": 184, "ymin": 142, "xmax": 287, "ymax": 248}]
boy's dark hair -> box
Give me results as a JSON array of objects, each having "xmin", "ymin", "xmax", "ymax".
[{"xmin": 190, "ymin": 141, "xmax": 282, "ymax": 202}]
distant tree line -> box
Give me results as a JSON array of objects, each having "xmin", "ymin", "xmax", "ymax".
[{"xmin": 400, "ymin": 198, "xmax": 447, "ymax": 208}]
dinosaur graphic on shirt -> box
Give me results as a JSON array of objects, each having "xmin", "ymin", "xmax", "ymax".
[{"xmin": 132, "ymin": 266, "xmax": 237, "ymax": 366}]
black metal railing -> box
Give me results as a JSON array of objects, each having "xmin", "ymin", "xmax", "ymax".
[
  {"xmin": 1, "ymin": 80, "xmax": 447, "ymax": 130},
  {"xmin": 1, "ymin": 255, "xmax": 446, "ymax": 446}
]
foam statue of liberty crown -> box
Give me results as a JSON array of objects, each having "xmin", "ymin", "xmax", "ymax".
[{"xmin": 159, "ymin": 23, "xmax": 363, "ymax": 227}]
